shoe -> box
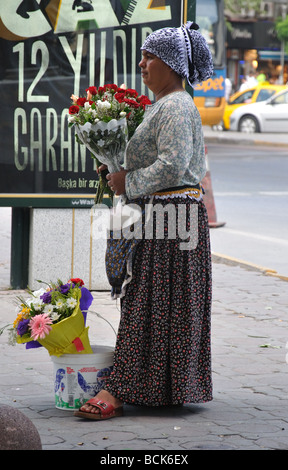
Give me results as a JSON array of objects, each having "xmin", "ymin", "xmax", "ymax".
[{"xmin": 74, "ymin": 398, "xmax": 123, "ymax": 420}]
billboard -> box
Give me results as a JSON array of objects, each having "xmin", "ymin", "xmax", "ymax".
[{"xmin": 0, "ymin": 0, "xmax": 184, "ymax": 206}]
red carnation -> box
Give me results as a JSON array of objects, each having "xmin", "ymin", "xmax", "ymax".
[
  {"xmin": 69, "ymin": 278, "xmax": 84, "ymax": 286},
  {"xmin": 69, "ymin": 105, "xmax": 79, "ymax": 114},
  {"xmin": 123, "ymin": 98, "xmax": 140, "ymax": 108},
  {"xmin": 86, "ymin": 86, "xmax": 97, "ymax": 96},
  {"xmin": 125, "ymin": 88, "xmax": 138, "ymax": 98},
  {"xmin": 104, "ymin": 84, "xmax": 118, "ymax": 92},
  {"xmin": 138, "ymin": 95, "xmax": 152, "ymax": 108},
  {"xmin": 114, "ymin": 92, "xmax": 125, "ymax": 103},
  {"xmin": 77, "ymin": 97, "xmax": 87, "ymax": 107}
]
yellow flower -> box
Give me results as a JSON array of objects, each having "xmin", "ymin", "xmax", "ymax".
[
  {"xmin": 13, "ymin": 307, "xmax": 31, "ymax": 328},
  {"xmin": 21, "ymin": 307, "xmax": 30, "ymax": 317},
  {"xmin": 13, "ymin": 313, "xmax": 23, "ymax": 328}
]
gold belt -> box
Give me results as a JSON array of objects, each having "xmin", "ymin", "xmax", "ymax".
[{"xmin": 153, "ymin": 186, "xmax": 203, "ymax": 198}]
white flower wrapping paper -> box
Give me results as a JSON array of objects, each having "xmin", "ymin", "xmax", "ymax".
[{"xmin": 75, "ymin": 117, "xmax": 128, "ymax": 173}]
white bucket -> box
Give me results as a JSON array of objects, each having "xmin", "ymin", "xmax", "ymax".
[{"xmin": 51, "ymin": 345, "xmax": 114, "ymax": 411}]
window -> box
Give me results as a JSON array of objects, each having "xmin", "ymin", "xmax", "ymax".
[
  {"xmin": 272, "ymin": 91, "xmax": 288, "ymax": 105},
  {"xmin": 196, "ymin": 0, "xmax": 224, "ymax": 67},
  {"xmin": 232, "ymin": 90, "xmax": 254, "ymax": 104},
  {"xmin": 256, "ymin": 89, "xmax": 276, "ymax": 102}
]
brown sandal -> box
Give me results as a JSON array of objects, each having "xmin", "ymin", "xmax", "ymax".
[{"xmin": 74, "ymin": 398, "xmax": 123, "ymax": 420}]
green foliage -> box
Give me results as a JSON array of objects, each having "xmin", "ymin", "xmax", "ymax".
[
  {"xmin": 224, "ymin": 0, "xmax": 262, "ymax": 15},
  {"xmin": 275, "ymin": 15, "xmax": 288, "ymax": 53},
  {"xmin": 224, "ymin": 0, "xmax": 263, "ymax": 32},
  {"xmin": 275, "ymin": 15, "xmax": 288, "ymax": 41}
]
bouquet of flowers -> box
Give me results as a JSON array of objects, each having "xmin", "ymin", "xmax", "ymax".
[
  {"xmin": 9, "ymin": 278, "xmax": 94, "ymax": 357},
  {"xmin": 68, "ymin": 84, "xmax": 151, "ymax": 203}
]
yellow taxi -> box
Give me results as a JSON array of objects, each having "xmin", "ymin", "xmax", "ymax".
[{"xmin": 223, "ymin": 84, "xmax": 287, "ymax": 130}]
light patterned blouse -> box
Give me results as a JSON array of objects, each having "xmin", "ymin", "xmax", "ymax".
[{"xmin": 124, "ymin": 90, "xmax": 206, "ymax": 200}]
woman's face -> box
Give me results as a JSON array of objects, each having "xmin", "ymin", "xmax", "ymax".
[{"xmin": 139, "ymin": 50, "xmax": 172, "ymax": 94}]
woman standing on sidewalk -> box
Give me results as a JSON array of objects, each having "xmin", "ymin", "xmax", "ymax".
[{"xmin": 75, "ymin": 21, "xmax": 214, "ymax": 420}]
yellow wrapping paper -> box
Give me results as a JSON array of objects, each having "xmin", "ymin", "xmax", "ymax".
[{"xmin": 17, "ymin": 301, "xmax": 93, "ymax": 357}]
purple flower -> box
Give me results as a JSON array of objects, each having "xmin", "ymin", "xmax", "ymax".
[
  {"xmin": 60, "ymin": 283, "xmax": 71, "ymax": 294},
  {"xmin": 17, "ymin": 319, "xmax": 30, "ymax": 336},
  {"xmin": 40, "ymin": 291, "xmax": 52, "ymax": 304}
]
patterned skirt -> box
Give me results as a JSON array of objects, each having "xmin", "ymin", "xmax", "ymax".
[{"xmin": 105, "ymin": 191, "xmax": 213, "ymax": 406}]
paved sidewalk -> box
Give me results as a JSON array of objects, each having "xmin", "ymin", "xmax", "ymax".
[
  {"xmin": 203, "ymin": 126, "xmax": 288, "ymax": 148},
  {"xmin": 0, "ymin": 259, "xmax": 287, "ymax": 451}
]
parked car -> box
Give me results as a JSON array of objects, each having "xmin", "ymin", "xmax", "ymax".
[
  {"xmin": 229, "ymin": 87, "xmax": 288, "ymax": 133},
  {"xmin": 222, "ymin": 84, "xmax": 286, "ymax": 130}
]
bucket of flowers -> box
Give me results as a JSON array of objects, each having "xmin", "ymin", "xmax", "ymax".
[
  {"xmin": 68, "ymin": 84, "xmax": 151, "ymax": 204},
  {"xmin": 0, "ymin": 278, "xmax": 121, "ymax": 410},
  {"xmin": 2, "ymin": 278, "xmax": 118, "ymax": 410},
  {"xmin": 9, "ymin": 278, "xmax": 94, "ymax": 357}
]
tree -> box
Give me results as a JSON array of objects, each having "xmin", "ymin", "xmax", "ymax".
[
  {"xmin": 224, "ymin": 0, "xmax": 262, "ymax": 16},
  {"xmin": 224, "ymin": 0, "xmax": 263, "ymax": 31},
  {"xmin": 275, "ymin": 15, "xmax": 288, "ymax": 53}
]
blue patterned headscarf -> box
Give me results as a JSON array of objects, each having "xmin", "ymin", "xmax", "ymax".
[{"xmin": 141, "ymin": 21, "xmax": 213, "ymax": 87}]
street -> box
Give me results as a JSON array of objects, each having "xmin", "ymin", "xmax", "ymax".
[{"xmin": 206, "ymin": 142, "xmax": 288, "ymax": 278}]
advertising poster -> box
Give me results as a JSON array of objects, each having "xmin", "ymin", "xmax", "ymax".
[{"xmin": 0, "ymin": 0, "xmax": 185, "ymax": 205}]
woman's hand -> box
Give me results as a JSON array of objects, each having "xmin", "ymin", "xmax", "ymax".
[
  {"xmin": 106, "ymin": 169, "xmax": 128, "ymax": 196},
  {"xmin": 97, "ymin": 164, "xmax": 108, "ymax": 174}
]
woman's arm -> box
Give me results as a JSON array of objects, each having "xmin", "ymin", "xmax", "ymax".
[{"xmin": 125, "ymin": 108, "xmax": 194, "ymax": 199}]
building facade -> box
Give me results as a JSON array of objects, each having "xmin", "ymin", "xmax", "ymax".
[{"xmin": 225, "ymin": 1, "xmax": 288, "ymax": 91}]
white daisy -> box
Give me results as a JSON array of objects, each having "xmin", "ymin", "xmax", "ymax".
[
  {"xmin": 67, "ymin": 297, "xmax": 77, "ymax": 309},
  {"xmin": 55, "ymin": 300, "xmax": 64, "ymax": 310},
  {"xmin": 44, "ymin": 304, "xmax": 54, "ymax": 315},
  {"xmin": 50, "ymin": 311, "xmax": 60, "ymax": 322},
  {"xmin": 33, "ymin": 299, "xmax": 44, "ymax": 311}
]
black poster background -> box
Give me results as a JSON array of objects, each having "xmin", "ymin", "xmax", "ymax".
[{"xmin": 0, "ymin": 0, "xmax": 183, "ymax": 199}]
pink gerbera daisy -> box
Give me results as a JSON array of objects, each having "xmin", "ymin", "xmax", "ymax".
[{"xmin": 29, "ymin": 313, "xmax": 53, "ymax": 340}]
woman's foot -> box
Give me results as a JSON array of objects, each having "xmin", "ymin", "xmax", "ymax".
[
  {"xmin": 80, "ymin": 390, "xmax": 122, "ymax": 414},
  {"xmin": 74, "ymin": 390, "xmax": 123, "ymax": 419}
]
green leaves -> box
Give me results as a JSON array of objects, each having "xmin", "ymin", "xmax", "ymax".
[
  {"xmin": 275, "ymin": 15, "xmax": 288, "ymax": 52},
  {"xmin": 224, "ymin": 0, "xmax": 262, "ymax": 15}
]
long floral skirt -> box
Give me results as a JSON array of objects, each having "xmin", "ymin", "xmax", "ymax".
[{"xmin": 105, "ymin": 195, "xmax": 213, "ymax": 406}]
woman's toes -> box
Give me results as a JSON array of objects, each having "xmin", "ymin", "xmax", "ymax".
[{"xmin": 81, "ymin": 403, "xmax": 100, "ymax": 414}]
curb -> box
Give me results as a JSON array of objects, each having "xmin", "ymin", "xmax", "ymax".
[
  {"xmin": 212, "ymin": 252, "xmax": 288, "ymax": 282},
  {"xmin": 204, "ymin": 134, "xmax": 288, "ymax": 148}
]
